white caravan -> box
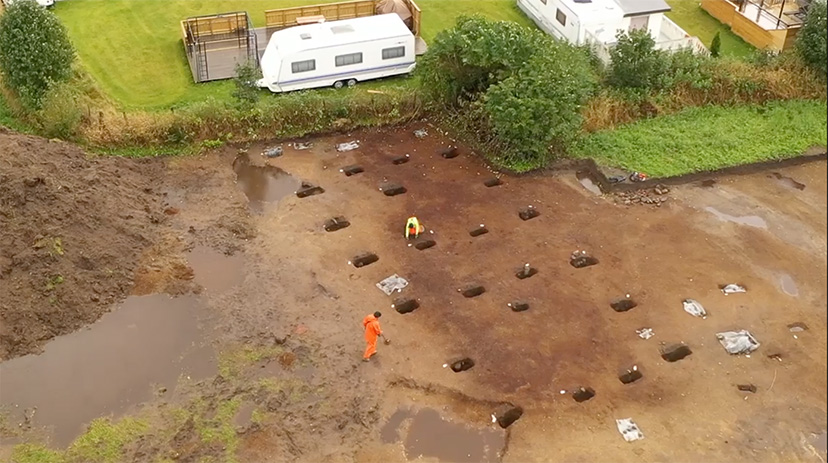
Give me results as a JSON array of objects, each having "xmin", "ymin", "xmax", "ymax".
[{"xmin": 257, "ymin": 14, "xmax": 416, "ymax": 93}]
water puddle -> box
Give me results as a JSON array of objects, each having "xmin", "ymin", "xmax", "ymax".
[
  {"xmin": 232, "ymin": 153, "xmax": 299, "ymax": 210},
  {"xmin": 704, "ymin": 206, "xmax": 768, "ymax": 229},
  {"xmin": 779, "ymin": 273, "xmax": 799, "ymax": 297},
  {"xmin": 0, "ymin": 294, "xmax": 214, "ymax": 447},
  {"xmin": 380, "ymin": 408, "xmax": 504, "ymax": 463},
  {"xmin": 812, "ymin": 431, "xmax": 827, "ymax": 453},
  {"xmin": 187, "ymin": 246, "xmax": 245, "ymax": 293},
  {"xmin": 576, "ymin": 172, "xmax": 602, "ymax": 196},
  {"xmin": 771, "ymin": 172, "xmax": 806, "ymax": 191}
]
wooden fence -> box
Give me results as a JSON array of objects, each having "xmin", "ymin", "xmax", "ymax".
[
  {"xmin": 265, "ymin": 0, "xmax": 421, "ymax": 36},
  {"xmin": 701, "ymin": 0, "xmax": 799, "ymax": 50}
]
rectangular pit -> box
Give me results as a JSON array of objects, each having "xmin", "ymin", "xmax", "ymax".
[
  {"xmin": 509, "ymin": 302, "xmax": 529, "ymax": 312},
  {"xmin": 341, "ymin": 165, "xmax": 364, "ymax": 176},
  {"xmin": 610, "ymin": 298, "xmax": 637, "ymax": 312},
  {"xmin": 296, "ymin": 183, "xmax": 324, "ymax": 198},
  {"xmin": 519, "ymin": 208, "xmax": 540, "ymax": 221},
  {"xmin": 393, "ymin": 298, "xmax": 420, "ymax": 314},
  {"xmin": 414, "ymin": 240, "xmax": 436, "ymax": 250},
  {"xmin": 323, "ymin": 216, "xmax": 350, "ymax": 232},
  {"xmin": 461, "ymin": 286, "xmax": 486, "ymax": 298},
  {"xmin": 573, "ymin": 387, "xmax": 595, "ymax": 403},
  {"xmin": 484, "ymin": 178, "xmax": 503, "ymax": 187},
  {"xmin": 352, "ymin": 253, "xmax": 379, "ymax": 268},
  {"xmin": 661, "ymin": 344, "xmax": 692, "ymax": 362},
  {"xmin": 380, "ymin": 183, "xmax": 407, "ymax": 197},
  {"xmin": 392, "ymin": 155, "xmax": 410, "ymax": 165},
  {"xmin": 469, "ymin": 227, "xmax": 489, "ymax": 237},
  {"xmin": 450, "ymin": 357, "xmax": 475, "ymax": 372}
]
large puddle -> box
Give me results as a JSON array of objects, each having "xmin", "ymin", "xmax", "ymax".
[
  {"xmin": 705, "ymin": 206, "xmax": 768, "ymax": 229},
  {"xmin": 0, "ymin": 295, "xmax": 214, "ymax": 447},
  {"xmin": 188, "ymin": 246, "xmax": 245, "ymax": 293},
  {"xmin": 232, "ymin": 153, "xmax": 299, "ymax": 209},
  {"xmin": 381, "ymin": 408, "xmax": 504, "ymax": 463},
  {"xmin": 576, "ymin": 173, "xmax": 603, "ymax": 196},
  {"xmin": 779, "ymin": 273, "xmax": 800, "ymax": 297}
]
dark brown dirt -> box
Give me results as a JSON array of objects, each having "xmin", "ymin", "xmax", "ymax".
[{"xmin": 0, "ymin": 129, "xmax": 167, "ymax": 360}]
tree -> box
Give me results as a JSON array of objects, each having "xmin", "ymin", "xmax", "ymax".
[
  {"xmin": 796, "ymin": 0, "xmax": 827, "ymax": 74},
  {"xmin": 710, "ymin": 32, "xmax": 722, "ymax": 58},
  {"xmin": 608, "ymin": 29, "xmax": 669, "ymax": 90},
  {"xmin": 0, "ymin": 0, "xmax": 75, "ymax": 110},
  {"xmin": 483, "ymin": 43, "xmax": 597, "ymax": 169},
  {"xmin": 232, "ymin": 60, "xmax": 262, "ymax": 105}
]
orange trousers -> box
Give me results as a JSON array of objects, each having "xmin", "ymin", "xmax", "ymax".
[{"xmin": 364, "ymin": 335, "xmax": 378, "ymax": 359}]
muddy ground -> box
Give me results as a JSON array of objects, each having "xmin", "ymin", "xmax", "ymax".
[{"xmin": 0, "ymin": 124, "xmax": 825, "ymax": 462}]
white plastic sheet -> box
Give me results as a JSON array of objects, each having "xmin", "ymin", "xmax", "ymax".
[
  {"xmin": 616, "ymin": 418, "xmax": 644, "ymax": 442},
  {"xmin": 683, "ymin": 299, "xmax": 708, "ymax": 318},
  {"xmin": 721, "ymin": 284, "xmax": 746, "ymax": 295},
  {"xmin": 717, "ymin": 330, "xmax": 760, "ymax": 354},
  {"xmin": 376, "ymin": 274, "xmax": 408, "ymax": 296},
  {"xmin": 336, "ymin": 141, "xmax": 360, "ymax": 152}
]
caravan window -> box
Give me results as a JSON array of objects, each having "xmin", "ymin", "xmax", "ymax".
[
  {"xmin": 291, "ymin": 60, "xmax": 316, "ymax": 73},
  {"xmin": 555, "ymin": 9, "xmax": 567, "ymax": 26},
  {"xmin": 382, "ymin": 46, "xmax": 406, "ymax": 60},
  {"xmin": 335, "ymin": 52, "xmax": 363, "ymax": 67}
]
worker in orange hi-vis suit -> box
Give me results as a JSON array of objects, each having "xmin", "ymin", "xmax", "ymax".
[
  {"xmin": 405, "ymin": 216, "xmax": 425, "ymax": 239},
  {"xmin": 362, "ymin": 311, "xmax": 389, "ymax": 362}
]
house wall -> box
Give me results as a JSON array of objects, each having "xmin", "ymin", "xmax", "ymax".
[
  {"xmin": 700, "ymin": 0, "xmax": 794, "ymax": 50},
  {"xmin": 617, "ymin": 13, "xmax": 665, "ymax": 40}
]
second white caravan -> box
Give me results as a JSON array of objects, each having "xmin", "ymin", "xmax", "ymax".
[{"xmin": 257, "ymin": 14, "xmax": 416, "ymax": 93}]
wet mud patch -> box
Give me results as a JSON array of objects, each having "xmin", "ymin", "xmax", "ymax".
[
  {"xmin": 508, "ymin": 302, "xmax": 530, "ymax": 312},
  {"xmin": 661, "ymin": 344, "xmax": 693, "ymax": 362},
  {"xmin": 705, "ymin": 206, "xmax": 767, "ymax": 229},
  {"xmin": 460, "ymin": 286, "xmax": 486, "ymax": 298},
  {"xmin": 340, "ymin": 165, "xmax": 364, "ymax": 176},
  {"xmin": 779, "ymin": 273, "xmax": 799, "ymax": 297},
  {"xmin": 296, "ymin": 182, "xmax": 324, "ymax": 198},
  {"xmin": 351, "ymin": 253, "xmax": 379, "ymax": 268},
  {"xmin": 450, "ymin": 358, "xmax": 475, "ymax": 372},
  {"xmin": 573, "ymin": 387, "xmax": 596, "ymax": 402},
  {"xmin": 484, "ymin": 178, "xmax": 503, "ymax": 187},
  {"xmin": 469, "ymin": 226, "xmax": 489, "ymax": 237},
  {"xmin": 232, "ymin": 153, "xmax": 299, "ymax": 208},
  {"xmin": 393, "ymin": 298, "xmax": 420, "ymax": 314},
  {"xmin": 576, "ymin": 171, "xmax": 603, "ymax": 196},
  {"xmin": 610, "ymin": 297, "xmax": 637, "ymax": 312},
  {"xmin": 516, "ymin": 265, "xmax": 538, "ymax": 279},
  {"xmin": 187, "ymin": 246, "xmax": 245, "ymax": 294},
  {"xmin": 414, "ymin": 239, "xmax": 436, "ymax": 250},
  {"xmin": 0, "ymin": 294, "xmax": 214, "ymax": 446},
  {"xmin": 323, "ymin": 216, "xmax": 350, "ymax": 232},
  {"xmin": 619, "ymin": 366, "xmax": 643, "ymax": 384},
  {"xmin": 519, "ymin": 206, "xmax": 540, "ymax": 221},
  {"xmin": 381, "ymin": 407, "xmax": 504, "ymax": 463},
  {"xmin": 380, "ymin": 183, "xmax": 407, "ymax": 196},
  {"xmin": 494, "ymin": 405, "xmax": 523, "ymax": 428},
  {"xmin": 771, "ymin": 172, "xmax": 806, "ymax": 190},
  {"xmin": 392, "ymin": 154, "xmax": 411, "ymax": 165},
  {"xmin": 737, "ymin": 384, "xmax": 758, "ymax": 393}
]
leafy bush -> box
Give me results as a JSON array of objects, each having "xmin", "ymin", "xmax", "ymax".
[
  {"xmin": 608, "ymin": 29, "xmax": 669, "ymax": 91},
  {"xmin": 37, "ymin": 82, "xmax": 82, "ymax": 139},
  {"xmin": 0, "ymin": 0, "xmax": 75, "ymax": 110},
  {"xmin": 416, "ymin": 15, "xmax": 544, "ymax": 105},
  {"xmin": 232, "ymin": 60, "xmax": 262, "ymax": 106},
  {"xmin": 796, "ymin": 0, "xmax": 827, "ymax": 74},
  {"xmin": 484, "ymin": 45, "xmax": 596, "ymax": 169},
  {"xmin": 710, "ymin": 32, "xmax": 722, "ymax": 58}
]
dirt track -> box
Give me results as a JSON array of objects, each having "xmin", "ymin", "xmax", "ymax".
[{"xmin": 0, "ymin": 124, "xmax": 825, "ymax": 462}]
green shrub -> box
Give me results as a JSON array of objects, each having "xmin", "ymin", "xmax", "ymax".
[
  {"xmin": 0, "ymin": 0, "xmax": 75, "ymax": 110},
  {"xmin": 37, "ymin": 82, "xmax": 82, "ymax": 139},
  {"xmin": 608, "ymin": 29, "xmax": 669, "ymax": 91},
  {"xmin": 416, "ymin": 15, "xmax": 543, "ymax": 105},
  {"xmin": 710, "ymin": 32, "xmax": 722, "ymax": 58},
  {"xmin": 484, "ymin": 45, "xmax": 596, "ymax": 169},
  {"xmin": 666, "ymin": 49, "xmax": 715, "ymax": 90},
  {"xmin": 796, "ymin": 0, "xmax": 827, "ymax": 74},
  {"xmin": 232, "ymin": 60, "xmax": 262, "ymax": 106}
]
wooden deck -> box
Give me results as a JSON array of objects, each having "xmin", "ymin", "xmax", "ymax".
[{"xmin": 192, "ymin": 27, "xmax": 425, "ymax": 83}]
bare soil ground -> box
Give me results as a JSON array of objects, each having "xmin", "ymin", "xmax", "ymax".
[{"xmin": 0, "ymin": 124, "xmax": 825, "ymax": 462}]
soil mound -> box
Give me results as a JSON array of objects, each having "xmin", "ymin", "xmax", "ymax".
[{"xmin": 0, "ymin": 129, "xmax": 165, "ymax": 359}]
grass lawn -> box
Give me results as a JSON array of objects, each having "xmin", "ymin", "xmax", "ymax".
[
  {"xmin": 665, "ymin": 0, "xmax": 754, "ymax": 57},
  {"xmin": 55, "ymin": 0, "xmax": 530, "ymax": 109},
  {"xmin": 572, "ymin": 100, "xmax": 828, "ymax": 178}
]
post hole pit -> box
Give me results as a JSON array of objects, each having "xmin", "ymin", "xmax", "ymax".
[
  {"xmin": 661, "ymin": 344, "xmax": 692, "ymax": 362},
  {"xmin": 610, "ymin": 298, "xmax": 637, "ymax": 312},
  {"xmin": 324, "ymin": 216, "xmax": 350, "ymax": 232},
  {"xmin": 380, "ymin": 183, "xmax": 407, "ymax": 196},
  {"xmin": 619, "ymin": 366, "xmax": 643, "ymax": 384},
  {"xmin": 441, "ymin": 146, "xmax": 459, "ymax": 159},
  {"xmin": 296, "ymin": 182, "xmax": 324, "ymax": 198},
  {"xmin": 393, "ymin": 298, "xmax": 420, "ymax": 314},
  {"xmin": 461, "ymin": 286, "xmax": 486, "ymax": 298},
  {"xmin": 450, "ymin": 357, "xmax": 475, "ymax": 372},
  {"xmin": 414, "ymin": 240, "xmax": 436, "ymax": 250},
  {"xmin": 469, "ymin": 226, "xmax": 489, "ymax": 237},
  {"xmin": 495, "ymin": 405, "xmax": 523, "ymax": 429},
  {"xmin": 519, "ymin": 207, "xmax": 540, "ymax": 221},
  {"xmin": 570, "ymin": 255, "xmax": 599, "ymax": 268},
  {"xmin": 392, "ymin": 155, "xmax": 410, "ymax": 165},
  {"xmin": 352, "ymin": 253, "xmax": 379, "ymax": 268},
  {"xmin": 737, "ymin": 384, "xmax": 757, "ymax": 393},
  {"xmin": 341, "ymin": 165, "xmax": 364, "ymax": 176},
  {"xmin": 484, "ymin": 178, "xmax": 503, "ymax": 187},
  {"xmin": 515, "ymin": 265, "xmax": 538, "ymax": 279},
  {"xmin": 573, "ymin": 387, "xmax": 595, "ymax": 403},
  {"xmin": 509, "ymin": 302, "xmax": 529, "ymax": 312}
]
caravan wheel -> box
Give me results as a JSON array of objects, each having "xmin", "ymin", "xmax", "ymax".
[
  {"xmin": 346, "ymin": 79, "xmax": 357, "ymax": 88},
  {"xmin": 333, "ymin": 81, "xmax": 344, "ymax": 89}
]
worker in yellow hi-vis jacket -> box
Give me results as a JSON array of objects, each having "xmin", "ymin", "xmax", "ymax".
[{"xmin": 405, "ymin": 216, "xmax": 425, "ymax": 239}]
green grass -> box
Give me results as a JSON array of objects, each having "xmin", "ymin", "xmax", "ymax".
[
  {"xmin": 54, "ymin": 0, "xmax": 529, "ymax": 109},
  {"xmin": 665, "ymin": 0, "xmax": 754, "ymax": 57},
  {"xmin": 572, "ymin": 100, "xmax": 828, "ymax": 178}
]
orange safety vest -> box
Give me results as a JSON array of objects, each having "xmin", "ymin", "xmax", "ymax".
[{"xmin": 405, "ymin": 217, "xmax": 422, "ymax": 239}]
